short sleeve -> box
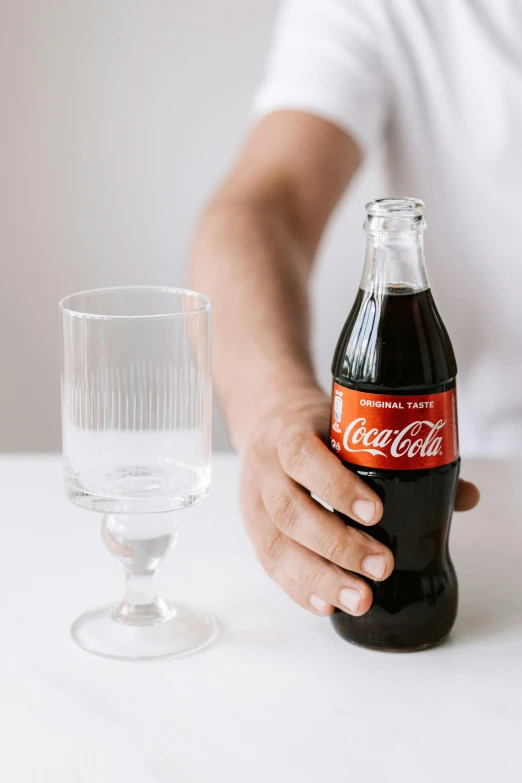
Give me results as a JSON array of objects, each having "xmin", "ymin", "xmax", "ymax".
[{"xmin": 253, "ymin": 0, "xmax": 390, "ymax": 153}]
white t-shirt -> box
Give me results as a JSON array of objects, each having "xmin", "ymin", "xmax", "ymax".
[{"xmin": 254, "ymin": 0, "xmax": 522, "ymax": 457}]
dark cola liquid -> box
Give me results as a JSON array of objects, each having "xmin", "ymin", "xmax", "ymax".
[{"xmin": 331, "ymin": 286, "xmax": 460, "ymax": 651}]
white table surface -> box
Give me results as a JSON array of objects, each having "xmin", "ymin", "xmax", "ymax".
[{"xmin": 1, "ymin": 454, "xmax": 522, "ymax": 783}]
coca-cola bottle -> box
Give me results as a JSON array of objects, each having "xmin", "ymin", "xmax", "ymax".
[{"xmin": 330, "ymin": 198, "xmax": 459, "ymax": 652}]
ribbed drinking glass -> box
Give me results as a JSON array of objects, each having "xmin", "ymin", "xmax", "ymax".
[{"xmin": 60, "ymin": 286, "xmax": 217, "ymax": 660}]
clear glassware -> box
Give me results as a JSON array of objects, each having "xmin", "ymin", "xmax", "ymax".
[{"xmin": 60, "ymin": 286, "xmax": 218, "ymax": 660}]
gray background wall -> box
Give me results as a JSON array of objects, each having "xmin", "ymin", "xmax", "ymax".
[{"xmin": 1, "ymin": 0, "xmax": 380, "ymax": 452}]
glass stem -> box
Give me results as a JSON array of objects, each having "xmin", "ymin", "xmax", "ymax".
[
  {"xmin": 125, "ymin": 571, "xmax": 158, "ymax": 606},
  {"xmin": 101, "ymin": 512, "xmax": 178, "ymax": 626},
  {"xmin": 117, "ymin": 571, "xmax": 172, "ymax": 625}
]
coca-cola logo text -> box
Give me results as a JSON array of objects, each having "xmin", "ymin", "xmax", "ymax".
[{"xmin": 339, "ymin": 417, "xmax": 446, "ymax": 459}]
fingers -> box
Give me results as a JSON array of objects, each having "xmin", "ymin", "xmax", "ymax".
[
  {"xmin": 260, "ymin": 475, "xmax": 394, "ymax": 581},
  {"xmin": 269, "ymin": 571, "xmax": 335, "ymax": 616},
  {"xmin": 242, "ymin": 479, "xmax": 374, "ymax": 617},
  {"xmin": 268, "ymin": 539, "xmax": 374, "ymax": 617},
  {"xmin": 277, "ymin": 430, "xmax": 382, "ymax": 525},
  {"xmin": 454, "ymin": 478, "xmax": 480, "ymax": 512}
]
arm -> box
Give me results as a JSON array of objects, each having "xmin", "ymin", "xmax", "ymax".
[
  {"xmin": 191, "ymin": 111, "xmax": 359, "ymax": 453},
  {"xmin": 190, "ymin": 111, "xmax": 478, "ymax": 617}
]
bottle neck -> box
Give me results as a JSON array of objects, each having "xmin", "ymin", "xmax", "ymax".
[{"xmin": 360, "ymin": 230, "xmax": 429, "ymax": 294}]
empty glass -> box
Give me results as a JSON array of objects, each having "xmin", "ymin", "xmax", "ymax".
[{"xmin": 60, "ymin": 286, "xmax": 218, "ymax": 660}]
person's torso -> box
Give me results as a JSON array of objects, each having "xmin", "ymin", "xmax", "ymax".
[{"xmin": 380, "ymin": 0, "xmax": 522, "ymax": 455}]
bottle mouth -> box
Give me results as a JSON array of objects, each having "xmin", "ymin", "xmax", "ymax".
[
  {"xmin": 366, "ymin": 198, "xmax": 425, "ymax": 217},
  {"xmin": 364, "ymin": 198, "xmax": 426, "ymax": 235}
]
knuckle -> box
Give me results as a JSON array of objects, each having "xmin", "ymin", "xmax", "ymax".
[
  {"xmin": 264, "ymin": 533, "xmax": 286, "ymax": 574},
  {"xmin": 270, "ymin": 491, "xmax": 301, "ymax": 534},
  {"xmin": 278, "ymin": 432, "xmax": 311, "ymax": 475},
  {"xmin": 244, "ymin": 440, "xmax": 267, "ymax": 475},
  {"xmin": 316, "ymin": 472, "xmax": 346, "ymax": 503},
  {"xmin": 323, "ymin": 532, "xmax": 350, "ymax": 565},
  {"xmin": 306, "ymin": 566, "xmax": 326, "ymax": 594}
]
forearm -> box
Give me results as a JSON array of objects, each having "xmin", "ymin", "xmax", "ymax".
[
  {"xmin": 190, "ymin": 195, "xmax": 321, "ymax": 452},
  {"xmin": 190, "ymin": 112, "xmax": 360, "ymax": 451}
]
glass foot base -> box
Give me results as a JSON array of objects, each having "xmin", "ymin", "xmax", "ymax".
[{"xmin": 71, "ymin": 602, "xmax": 219, "ymax": 661}]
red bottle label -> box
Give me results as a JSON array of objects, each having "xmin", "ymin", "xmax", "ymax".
[{"xmin": 330, "ymin": 384, "xmax": 459, "ymax": 470}]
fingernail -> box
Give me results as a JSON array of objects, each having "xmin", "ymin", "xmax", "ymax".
[
  {"xmin": 352, "ymin": 499, "xmax": 376, "ymax": 524},
  {"xmin": 364, "ymin": 554, "xmax": 386, "ymax": 580},
  {"xmin": 339, "ymin": 587, "xmax": 361, "ymax": 613},
  {"xmin": 309, "ymin": 594, "xmax": 327, "ymax": 613}
]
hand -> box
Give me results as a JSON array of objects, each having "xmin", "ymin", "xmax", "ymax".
[{"xmin": 240, "ymin": 388, "xmax": 479, "ymax": 617}]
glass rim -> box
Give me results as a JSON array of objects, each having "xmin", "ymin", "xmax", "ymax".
[{"xmin": 59, "ymin": 285, "xmax": 211, "ymax": 320}]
